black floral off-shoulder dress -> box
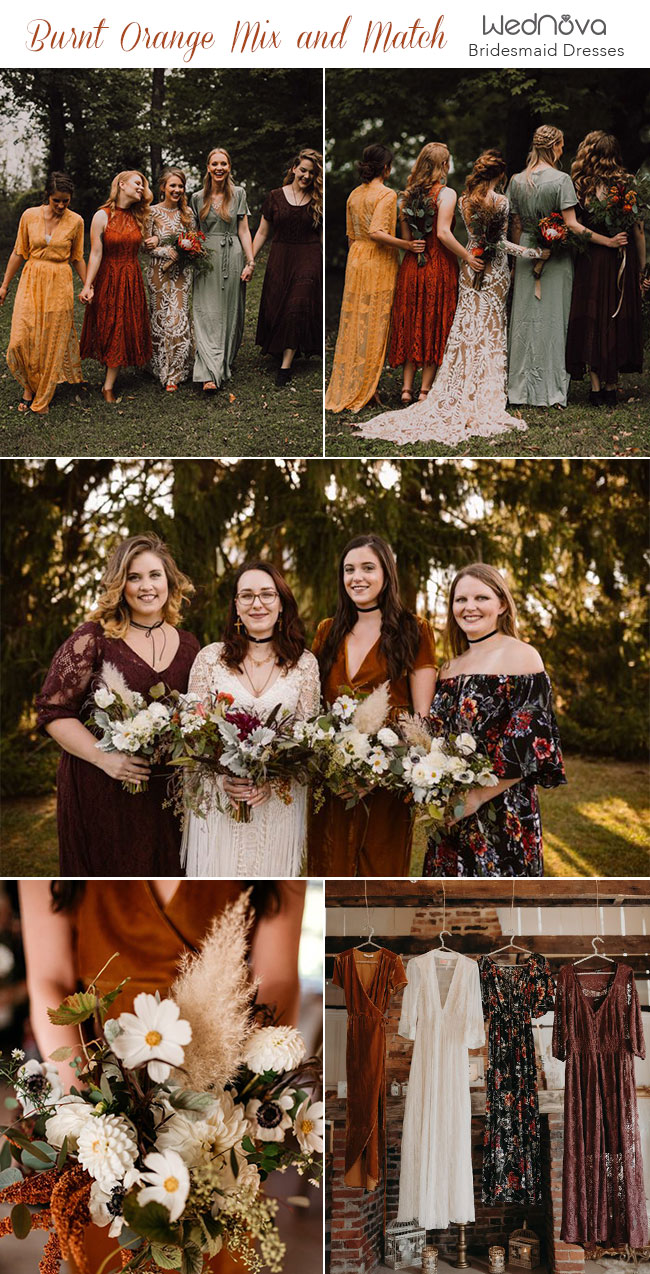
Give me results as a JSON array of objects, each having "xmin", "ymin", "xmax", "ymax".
[{"xmin": 423, "ymin": 672, "xmax": 566, "ymax": 878}]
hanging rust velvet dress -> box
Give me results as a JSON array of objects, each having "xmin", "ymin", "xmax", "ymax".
[
  {"xmin": 69, "ymin": 881, "xmax": 257, "ymax": 1274},
  {"xmin": 334, "ymin": 947, "xmax": 407, "ymax": 1189},
  {"xmin": 552, "ymin": 962, "xmax": 648, "ymax": 1247},
  {"xmin": 308, "ymin": 616, "xmax": 436, "ymax": 877},
  {"xmin": 388, "ymin": 182, "xmax": 458, "ymax": 371},
  {"xmin": 36, "ymin": 620, "xmax": 200, "ymax": 876},
  {"xmin": 80, "ymin": 207, "xmax": 152, "ymax": 367}
]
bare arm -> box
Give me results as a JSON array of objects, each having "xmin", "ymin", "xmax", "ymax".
[
  {"xmin": 18, "ymin": 882, "xmax": 80, "ymax": 1092},
  {"xmin": 437, "ymin": 190, "xmax": 483, "ymax": 273},
  {"xmin": 238, "ymin": 214, "xmax": 255, "ymax": 281},
  {"xmin": 368, "ymin": 226, "xmax": 425, "ymax": 253},
  {"xmin": 73, "ymin": 258, "xmax": 87, "ymax": 285},
  {"xmin": 562, "ymin": 206, "xmax": 627, "ymax": 248},
  {"xmin": 409, "ymin": 665, "xmax": 437, "ymax": 716},
  {"xmin": 79, "ymin": 208, "xmax": 108, "ymax": 301},
  {"xmin": 46, "ymin": 717, "xmax": 150, "ymax": 783},
  {"xmin": 252, "ymin": 214, "xmax": 271, "ymax": 258},
  {"xmin": 249, "ymin": 882, "xmax": 306, "ymax": 1025},
  {"xmin": 0, "ymin": 250, "xmax": 25, "ymax": 302}
]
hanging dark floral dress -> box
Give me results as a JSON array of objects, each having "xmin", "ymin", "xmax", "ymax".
[
  {"xmin": 480, "ymin": 952, "xmax": 556, "ymax": 1204},
  {"xmin": 423, "ymin": 672, "xmax": 566, "ymax": 877},
  {"xmin": 552, "ymin": 962, "xmax": 647, "ymax": 1246}
]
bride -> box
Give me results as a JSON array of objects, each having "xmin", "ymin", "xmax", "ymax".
[
  {"xmin": 356, "ymin": 150, "xmax": 547, "ymax": 447},
  {"xmin": 182, "ymin": 562, "xmax": 320, "ymax": 877}
]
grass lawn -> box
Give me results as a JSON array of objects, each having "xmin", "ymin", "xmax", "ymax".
[
  {"xmin": 0, "ymin": 249, "xmax": 323, "ymax": 458},
  {"xmin": 2, "ymin": 754, "xmax": 647, "ymax": 879}
]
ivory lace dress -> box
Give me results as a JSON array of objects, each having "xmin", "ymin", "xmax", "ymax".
[
  {"xmin": 144, "ymin": 205, "xmax": 196, "ymax": 386},
  {"xmin": 356, "ymin": 195, "xmax": 541, "ymax": 447},
  {"xmin": 398, "ymin": 950, "xmax": 485, "ymax": 1228},
  {"xmin": 181, "ymin": 644, "xmax": 321, "ymax": 877}
]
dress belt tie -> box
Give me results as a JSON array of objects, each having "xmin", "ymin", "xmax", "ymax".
[{"xmin": 219, "ymin": 234, "xmax": 234, "ymax": 288}]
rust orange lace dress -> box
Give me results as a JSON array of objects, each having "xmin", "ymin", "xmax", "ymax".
[
  {"xmin": 334, "ymin": 946, "xmax": 407, "ymax": 1189},
  {"xmin": 552, "ymin": 961, "xmax": 648, "ymax": 1246},
  {"xmin": 325, "ymin": 180, "xmax": 400, "ymax": 412},
  {"xmin": 80, "ymin": 207, "xmax": 152, "ymax": 367},
  {"xmin": 388, "ymin": 182, "xmax": 458, "ymax": 371},
  {"xmin": 6, "ymin": 206, "xmax": 84, "ymax": 413}
]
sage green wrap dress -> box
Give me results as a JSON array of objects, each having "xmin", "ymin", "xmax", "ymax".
[{"xmin": 190, "ymin": 185, "xmax": 250, "ymax": 387}]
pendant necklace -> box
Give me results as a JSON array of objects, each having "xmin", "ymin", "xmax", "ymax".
[{"xmin": 242, "ymin": 652, "xmax": 278, "ymax": 698}]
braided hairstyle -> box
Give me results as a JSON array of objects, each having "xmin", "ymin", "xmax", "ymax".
[
  {"xmin": 462, "ymin": 149, "xmax": 507, "ymax": 218},
  {"xmin": 523, "ymin": 124, "xmax": 564, "ymax": 184}
]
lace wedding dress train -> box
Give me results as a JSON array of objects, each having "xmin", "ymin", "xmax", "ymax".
[
  {"xmin": 181, "ymin": 645, "xmax": 321, "ymax": 877},
  {"xmin": 357, "ymin": 196, "xmax": 540, "ymax": 446}
]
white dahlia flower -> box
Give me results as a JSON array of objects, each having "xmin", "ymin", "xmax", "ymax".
[
  {"xmin": 139, "ymin": 1149, "xmax": 190, "ymax": 1222},
  {"xmin": 111, "ymin": 992, "xmax": 192, "ymax": 1081},
  {"xmin": 77, "ymin": 1114, "xmax": 138, "ymax": 1190},
  {"xmin": 45, "ymin": 1095, "xmax": 92, "ymax": 1150},
  {"xmin": 156, "ymin": 1089, "xmax": 247, "ymax": 1169},
  {"xmin": 455, "ymin": 732, "xmax": 477, "ymax": 756},
  {"xmin": 243, "ymin": 1026, "xmax": 306, "ymax": 1074}
]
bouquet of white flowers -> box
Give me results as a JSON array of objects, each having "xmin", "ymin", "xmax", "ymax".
[
  {"xmin": 87, "ymin": 665, "xmax": 174, "ymax": 793},
  {"xmin": 294, "ymin": 683, "xmax": 407, "ymax": 810},
  {"xmin": 0, "ymin": 897, "xmax": 322, "ymax": 1274},
  {"xmin": 394, "ymin": 714, "xmax": 499, "ymax": 828}
]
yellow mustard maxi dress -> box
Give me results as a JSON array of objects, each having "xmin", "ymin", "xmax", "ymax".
[
  {"xmin": 325, "ymin": 180, "xmax": 399, "ymax": 412},
  {"xmin": 7, "ymin": 206, "xmax": 84, "ymax": 413}
]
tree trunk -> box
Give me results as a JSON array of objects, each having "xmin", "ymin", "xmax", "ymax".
[
  {"xmin": 46, "ymin": 72, "xmax": 67, "ymax": 172},
  {"xmin": 150, "ymin": 68, "xmax": 166, "ymax": 185}
]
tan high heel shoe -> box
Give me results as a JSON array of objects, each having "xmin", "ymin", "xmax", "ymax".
[{"xmin": 101, "ymin": 387, "xmax": 117, "ymax": 404}]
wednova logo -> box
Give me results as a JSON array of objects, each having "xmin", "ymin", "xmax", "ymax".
[{"xmin": 482, "ymin": 13, "xmax": 607, "ymax": 34}]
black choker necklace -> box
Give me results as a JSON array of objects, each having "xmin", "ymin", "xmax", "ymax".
[
  {"xmin": 247, "ymin": 634, "xmax": 274, "ymax": 644},
  {"xmin": 466, "ymin": 629, "xmax": 499, "ymax": 644},
  {"xmin": 355, "ymin": 603, "xmax": 381, "ymax": 613},
  {"xmin": 130, "ymin": 618, "xmax": 164, "ymax": 635}
]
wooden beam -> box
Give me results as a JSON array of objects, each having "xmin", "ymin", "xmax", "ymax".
[
  {"xmin": 326, "ymin": 935, "xmax": 650, "ymax": 956},
  {"xmin": 325, "ymin": 880, "xmax": 650, "ymax": 907}
]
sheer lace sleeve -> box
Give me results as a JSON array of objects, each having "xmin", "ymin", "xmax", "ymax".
[
  {"xmin": 345, "ymin": 195, "xmax": 355, "ymax": 242},
  {"xmin": 295, "ymin": 651, "xmax": 321, "ymax": 721},
  {"xmin": 398, "ymin": 957, "xmax": 420, "ymax": 1041},
  {"xmin": 187, "ymin": 643, "xmax": 222, "ymax": 701},
  {"xmin": 146, "ymin": 209, "xmax": 178, "ymax": 260},
  {"xmin": 505, "ymin": 239, "xmax": 543, "ymax": 260},
  {"xmin": 36, "ymin": 622, "xmax": 104, "ymax": 727},
  {"xmin": 627, "ymin": 968, "xmax": 645, "ymax": 1059}
]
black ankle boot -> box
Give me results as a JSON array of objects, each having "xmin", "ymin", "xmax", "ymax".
[
  {"xmin": 602, "ymin": 388, "xmax": 617, "ymax": 407},
  {"xmin": 589, "ymin": 389, "xmax": 604, "ymax": 406},
  {"xmin": 276, "ymin": 367, "xmax": 292, "ymax": 387}
]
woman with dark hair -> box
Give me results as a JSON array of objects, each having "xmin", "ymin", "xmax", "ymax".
[
  {"xmin": 18, "ymin": 876, "xmax": 306, "ymax": 1273},
  {"xmin": 325, "ymin": 144, "xmax": 425, "ymax": 413},
  {"xmin": 36, "ymin": 533, "xmax": 199, "ymax": 876},
  {"xmin": 566, "ymin": 130, "xmax": 645, "ymax": 405},
  {"xmin": 182, "ymin": 562, "xmax": 320, "ymax": 877},
  {"xmin": 360, "ymin": 150, "xmax": 546, "ymax": 444},
  {"xmin": 422, "ymin": 563, "xmax": 566, "ymax": 878},
  {"xmin": 190, "ymin": 147, "xmax": 255, "ymax": 392},
  {"xmin": 79, "ymin": 170, "xmax": 153, "ymax": 402},
  {"xmin": 308, "ymin": 534, "xmax": 436, "ymax": 877},
  {"xmin": 252, "ymin": 148, "xmax": 323, "ymax": 386},
  {"xmin": 143, "ymin": 167, "xmax": 197, "ymax": 391},
  {"xmin": 0, "ymin": 172, "xmax": 87, "ymax": 415}
]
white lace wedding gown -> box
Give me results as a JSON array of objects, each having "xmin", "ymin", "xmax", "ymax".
[
  {"xmin": 181, "ymin": 644, "xmax": 321, "ymax": 877},
  {"xmin": 398, "ymin": 950, "xmax": 484, "ymax": 1228},
  {"xmin": 357, "ymin": 195, "xmax": 540, "ymax": 446}
]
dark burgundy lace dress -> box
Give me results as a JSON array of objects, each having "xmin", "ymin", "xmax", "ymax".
[
  {"xmin": 255, "ymin": 189, "xmax": 322, "ymax": 357},
  {"xmin": 36, "ymin": 621, "xmax": 200, "ymax": 876},
  {"xmin": 552, "ymin": 962, "xmax": 648, "ymax": 1246}
]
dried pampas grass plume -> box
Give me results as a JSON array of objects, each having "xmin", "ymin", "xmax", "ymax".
[
  {"xmin": 352, "ymin": 682, "xmax": 390, "ymax": 735},
  {"xmin": 171, "ymin": 892, "xmax": 257, "ymax": 1092},
  {"xmin": 398, "ymin": 712, "xmax": 433, "ymax": 749},
  {"xmin": 98, "ymin": 660, "xmax": 140, "ymax": 708}
]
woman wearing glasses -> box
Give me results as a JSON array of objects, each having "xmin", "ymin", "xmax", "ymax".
[{"xmin": 182, "ymin": 562, "xmax": 320, "ymax": 876}]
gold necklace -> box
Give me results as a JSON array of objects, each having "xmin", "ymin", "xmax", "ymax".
[{"xmin": 241, "ymin": 656, "xmax": 279, "ymax": 698}]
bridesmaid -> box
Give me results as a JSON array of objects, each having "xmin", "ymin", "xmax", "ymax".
[
  {"xmin": 325, "ymin": 144, "xmax": 425, "ymax": 413},
  {"xmin": 308, "ymin": 534, "xmax": 436, "ymax": 877},
  {"xmin": 190, "ymin": 147, "xmax": 255, "ymax": 392},
  {"xmin": 79, "ymin": 170, "xmax": 153, "ymax": 402},
  {"xmin": 566, "ymin": 131, "xmax": 645, "ymax": 406},
  {"xmin": 36, "ymin": 534, "xmax": 199, "ymax": 877},
  {"xmin": 0, "ymin": 172, "xmax": 86, "ymax": 415},
  {"xmin": 253, "ymin": 148, "xmax": 323, "ymax": 386},
  {"xmin": 388, "ymin": 142, "xmax": 458, "ymax": 403},
  {"xmin": 507, "ymin": 125, "xmax": 627, "ymax": 408},
  {"xmin": 143, "ymin": 167, "xmax": 196, "ymax": 392},
  {"xmin": 423, "ymin": 563, "xmax": 566, "ymax": 878}
]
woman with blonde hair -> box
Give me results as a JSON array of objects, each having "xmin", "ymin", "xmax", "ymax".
[
  {"xmin": 358, "ymin": 151, "xmax": 544, "ymax": 445},
  {"xmin": 36, "ymin": 533, "xmax": 200, "ymax": 876},
  {"xmin": 143, "ymin": 167, "xmax": 197, "ymax": 392},
  {"xmin": 388, "ymin": 142, "xmax": 458, "ymax": 403},
  {"xmin": 566, "ymin": 130, "xmax": 644, "ymax": 406},
  {"xmin": 190, "ymin": 147, "xmax": 254, "ymax": 392},
  {"xmin": 507, "ymin": 124, "xmax": 627, "ymax": 408},
  {"xmin": 325, "ymin": 143, "xmax": 426, "ymax": 413},
  {"xmin": 422, "ymin": 562, "xmax": 566, "ymax": 878},
  {"xmin": 79, "ymin": 170, "xmax": 153, "ymax": 402},
  {"xmin": 252, "ymin": 148, "xmax": 323, "ymax": 386},
  {"xmin": 0, "ymin": 172, "xmax": 87, "ymax": 416}
]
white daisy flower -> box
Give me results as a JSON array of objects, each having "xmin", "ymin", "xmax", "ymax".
[
  {"xmin": 246, "ymin": 1093, "xmax": 294, "ymax": 1142},
  {"xmin": 243, "ymin": 1026, "xmax": 306, "ymax": 1074},
  {"xmin": 111, "ymin": 993, "xmax": 192, "ymax": 1081},
  {"xmin": 139, "ymin": 1149, "xmax": 190, "ymax": 1222},
  {"xmin": 11, "ymin": 1048, "xmax": 25, "ymax": 1061},
  {"xmin": 15, "ymin": 1059, "xmax": 64, "ymax": 1117},
  {"xmin": 294, "ymin": 1099, "xmax": 324, "ymax": 1154},
  {"xmin": 45, "ymin": 1095, "xmax": 92, "ymax": 1151},
  {"xmin": 77, "ymin": 1113, "xmax": 138, "ymax": 1190}
]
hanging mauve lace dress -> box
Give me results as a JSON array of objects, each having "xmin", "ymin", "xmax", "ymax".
[{"xmin": 552, "ymin": 961, "xmax": 648, "ymax": 1246}]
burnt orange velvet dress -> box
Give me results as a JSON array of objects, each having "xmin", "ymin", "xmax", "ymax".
[
  {"xmin": 333, "ymin": 947, "xmax": 407, "ymax": 1189},
  {"xmin": 308, "ymin": 616, "xmax": 436, "ymax": 877},
  {"xmin": 70, "ymin": 881, "xmax": 255, "ymax": 1274}
]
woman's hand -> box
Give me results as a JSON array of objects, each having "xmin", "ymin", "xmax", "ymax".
[
  {"xmin": 223, "ymin": 775, "xmax": 271, "ymax": 807},
  {"xmin": 79, "ymin": 284, "xmax": 94, "ymax": 304},
  {"xmin": 608, "ymin": 232, "xmax": 628, "ymax": 249},
  {"xmin": 144, "ymin": 235, "xmax": 159, "ymax": 249},
  {"xmin": 0, "ymin": 283, "xmax": 8, "ymax": 305},
  {"xmin": 465, "ymin": 255, "xmax": 485, "ymax": 273},
  {"xmin": 404, "ymin": 239, "xmax": 426, "ymax": 254},
  {"xmin": 448, "ymin": 786, "xmax": 485, "ymax": 825},
  {"xmin": 241, "ymin": 262, "xmax": 254, "ymax": 282},
  {"xmin": 97, "ymin": 752, "xmax": 151, "ymax": 784}
]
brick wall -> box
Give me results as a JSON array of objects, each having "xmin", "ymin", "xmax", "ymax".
[
  {"xmin": 330, "ymin": 1117, "xmax": 385, "ymax": 1274},
  {"xmin": 544, "ymin": 1114, "xmax": 585, "ymax": 1274}
]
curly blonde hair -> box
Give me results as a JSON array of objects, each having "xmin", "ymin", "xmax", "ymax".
[
  {"xmin": 89, "ymin": 534, "xmax": 194, "ymax": 639},
  {"xmin": 157, "ymin": 167, "xmax": 194, "ymax": 229},
  {"xmin": 199, "ymin": 148, "xmax": 237, "ymax": 224},
  {"xmin": 523, "ymin": 124, "xmax": 564, "ymax": 184},
  {"xmin": 104, "ymin": 170, "xmax": 153, "ymax": 233},
  {"xmin": 461, "ymin": 149, "xmax": 507, "ymax": 219},
  {"xmin": 403, "ymin": 142, "xmax": 450, "ymax": 201},
  {"xmin": 571, "ymin": 131, "xmax": 632, "ymax": 206},
  {"xmin": 282, "ymin": 148, "xmax": 323, "ymax": 228},
  {"xmin": 444, "ymin": 563, "xmax": 518, "ymax": 660}
]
